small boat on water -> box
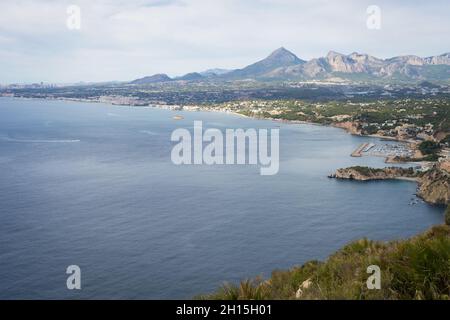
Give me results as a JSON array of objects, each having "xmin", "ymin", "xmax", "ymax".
[{"xmin": 173, "ymin": 115, "xmax": 184, "ymax": 120}]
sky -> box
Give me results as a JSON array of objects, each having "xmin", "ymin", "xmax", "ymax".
[{"xmin": 0, "ymin": 0, "xmax": 449, "ymax": 84}]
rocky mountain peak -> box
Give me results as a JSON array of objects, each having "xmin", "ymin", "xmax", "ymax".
[{"xmin": 265, "ymin": 47, "xmax": 304, "ymax": 64}]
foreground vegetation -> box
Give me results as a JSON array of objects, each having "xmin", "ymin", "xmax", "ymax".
[{"xmin": 201, "ymin": 224, "xmax": 450, "ymax": 300}]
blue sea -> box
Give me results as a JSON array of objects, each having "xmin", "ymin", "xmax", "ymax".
[{"xmin": 0, "ymin": 98, "xmax": 444, "ymax": 299}]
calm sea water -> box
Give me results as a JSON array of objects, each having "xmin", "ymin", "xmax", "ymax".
[{"xmin": 0, "ymin": 98, "xmax": 444, "ymax": 299}]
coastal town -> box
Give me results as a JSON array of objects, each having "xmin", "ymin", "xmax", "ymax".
[{"xmin": 174, "ymin": 98, "xmax": 450, "ymax": 165}]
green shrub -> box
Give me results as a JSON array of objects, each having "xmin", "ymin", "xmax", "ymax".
[
  {"xmin": 422, "ymin": 154, "xmax": 440, "ymax": 161},
  {"xmin": 419, "ymin": 140, "xmax": 441, "ymax": 155},
  {"xmin": 388, "ymin": 228, "xmax": 450, "ymax": 299}
]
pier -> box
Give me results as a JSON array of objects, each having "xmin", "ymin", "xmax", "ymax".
[{"xmin": 351, "ymin": 143, "xmax": 369, "ymax": 157}]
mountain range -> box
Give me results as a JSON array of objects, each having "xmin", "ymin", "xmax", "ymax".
[{"xmin": 130, "ymin": 47, "xmax": 450, "ymax": 84}]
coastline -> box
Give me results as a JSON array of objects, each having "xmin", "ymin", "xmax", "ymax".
[
  {"xmin": 3, "ymin": 96, "xmax": 425, "ymax": 166},
  {"xmin": 0, "ymin": 96, "xmax": 422, "ymax": 143},
  {"xmin": 3, "ymin": 96, "xmax": 431, "ymax": 186},
  {"xmin": 395, "ymin": 176, "xmax": 420, "ymax": 182},
  {"xmin": 2, "ymin": 96, "xmax": 423, "ymax": 165}
]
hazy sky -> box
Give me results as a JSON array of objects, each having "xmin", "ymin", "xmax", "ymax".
[{"xmin": 0, "ymin": 0, "xmax": 449, "ymax": 83}]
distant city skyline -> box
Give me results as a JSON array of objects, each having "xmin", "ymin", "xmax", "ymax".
[{"xmin": 0, "ymin": 0, "xmax": 449, "ymax": 84}]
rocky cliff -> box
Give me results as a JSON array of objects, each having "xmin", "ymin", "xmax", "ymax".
[
  {"xmin": 330, "ymin": 166, "xmax": 417, "ymax": 181},
  {"xmin": 417, "ymin": 165, "xmax": 450, "ymax": 205},
  {"xmin": 332, "ymin": 121, "xmax": 361, "ymax": 135},
  {"xmin": 330, "ymin": 165, "xmax": 450, "ymax": 205}
]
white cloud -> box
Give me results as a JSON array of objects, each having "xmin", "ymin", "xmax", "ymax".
[{"xmin": 0, "ymin": 0, "xmax": 448, "ymax": 83}]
